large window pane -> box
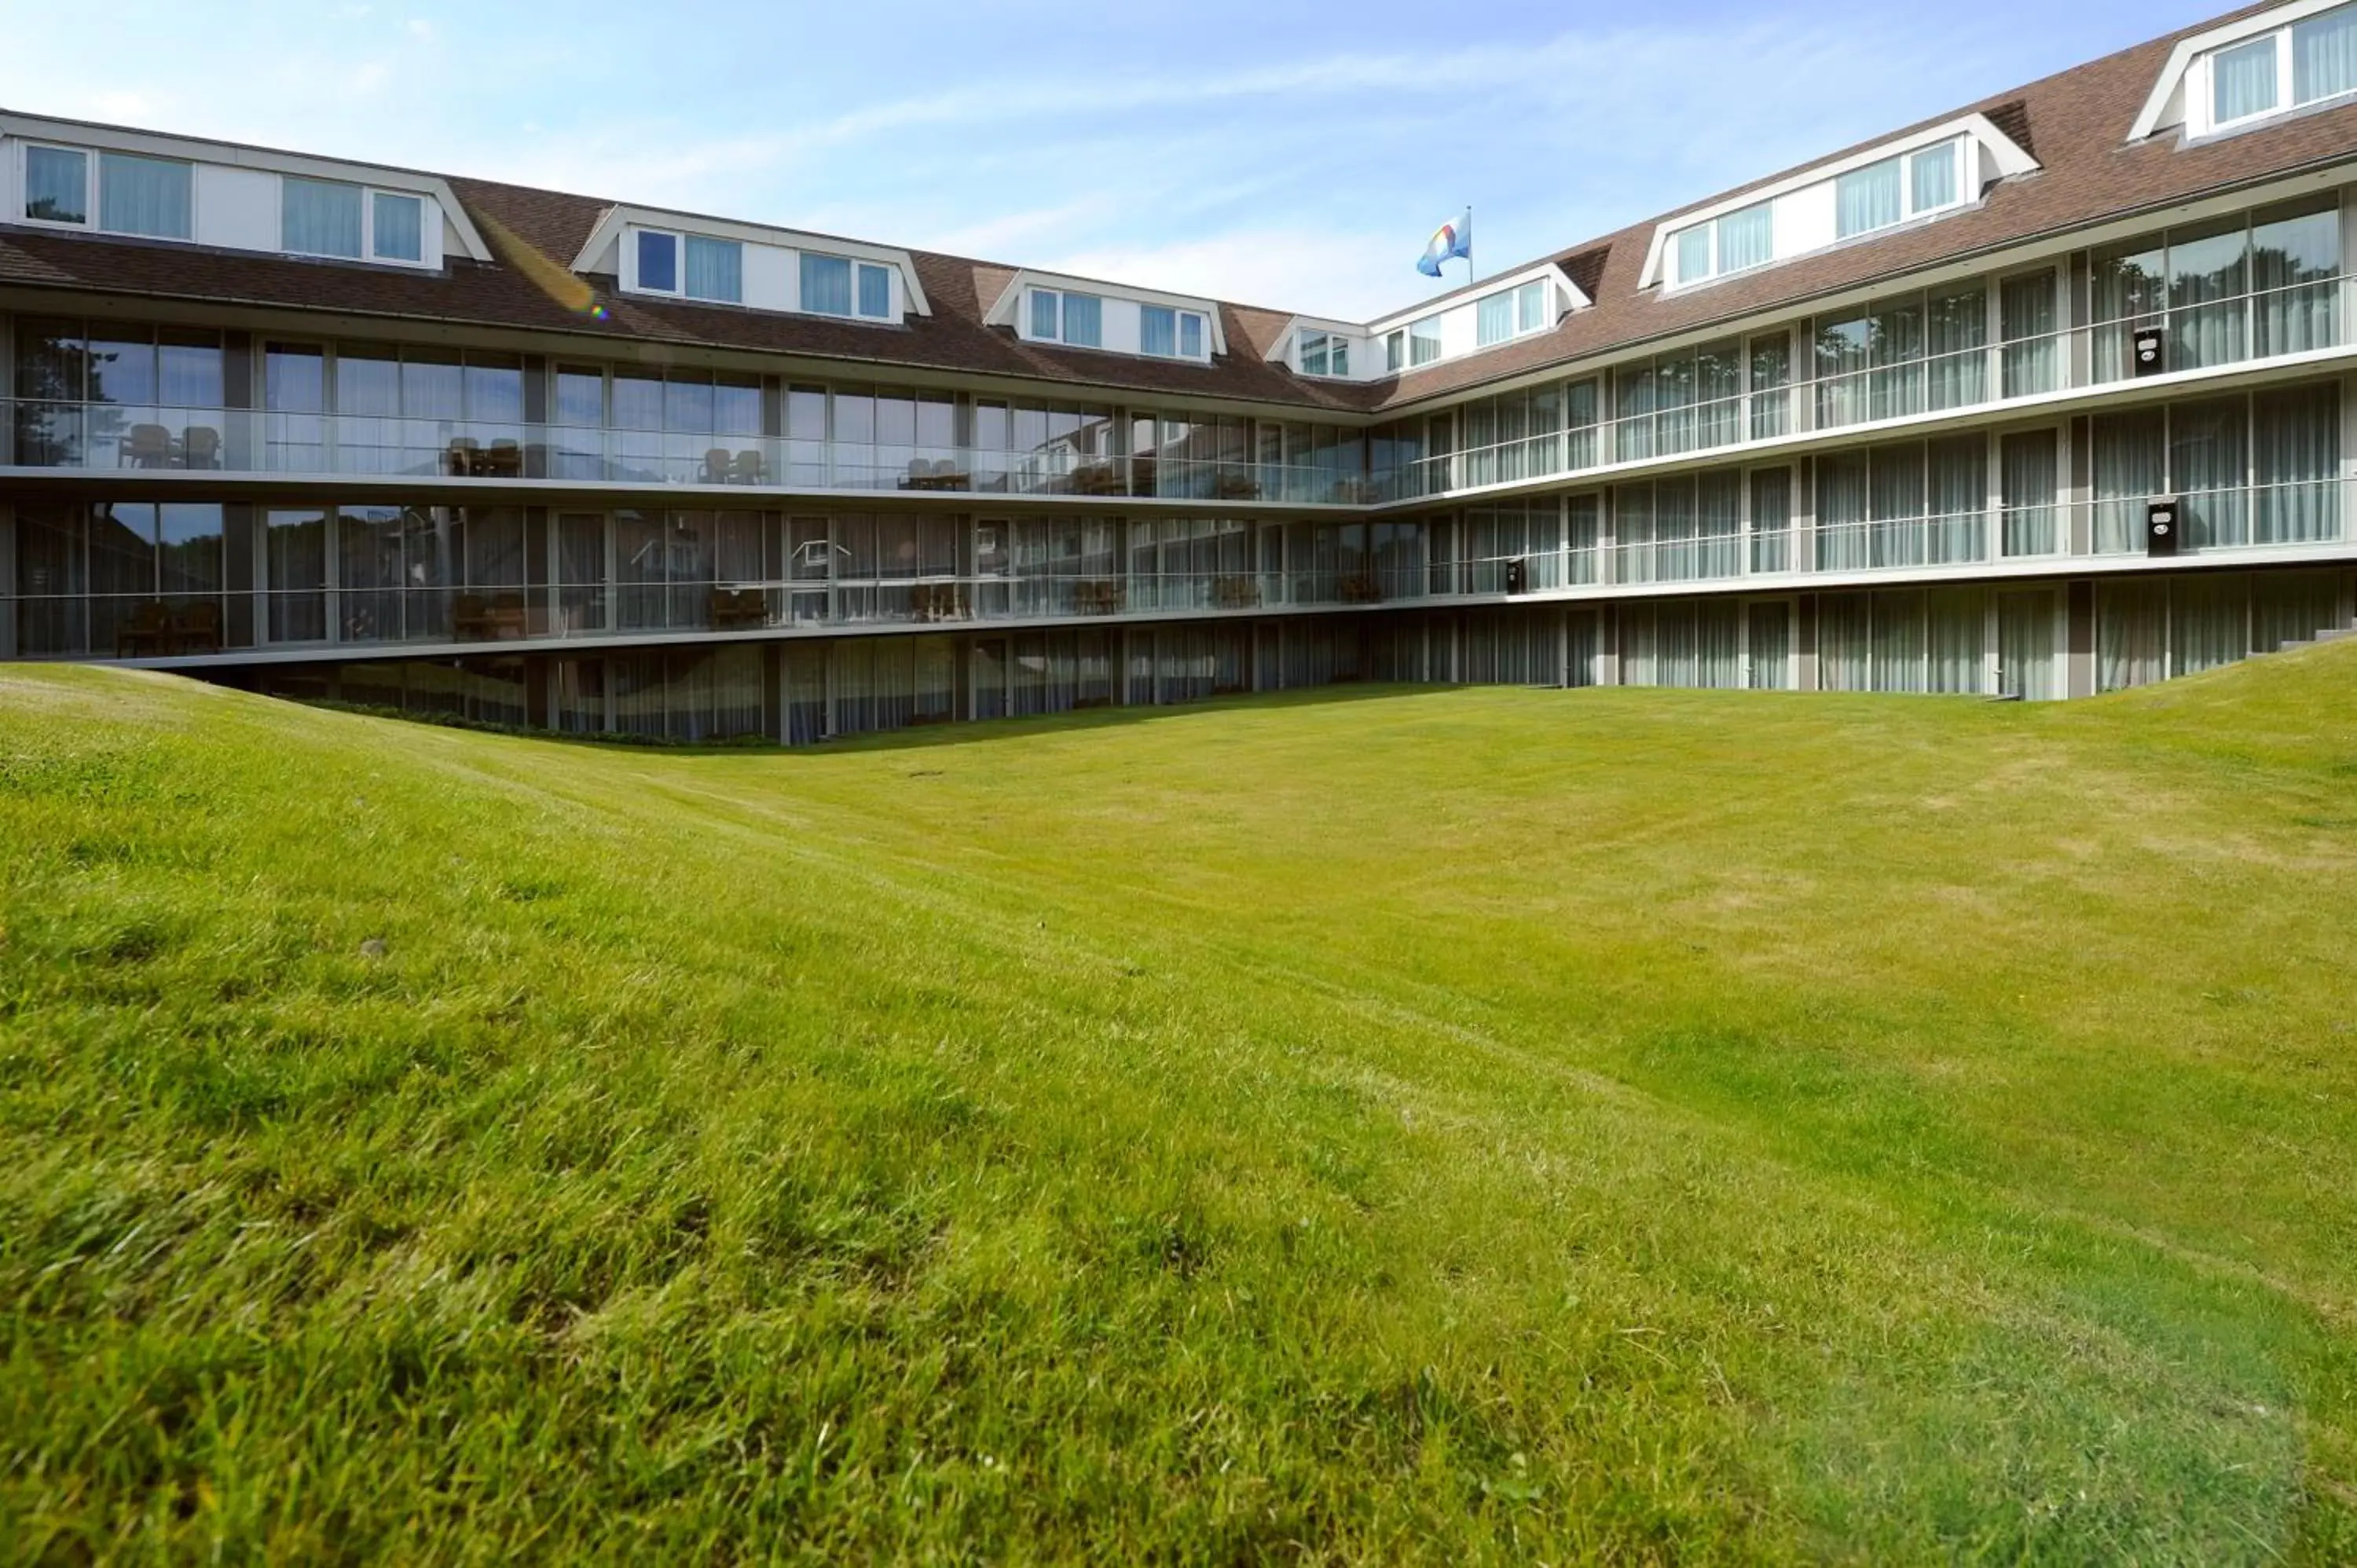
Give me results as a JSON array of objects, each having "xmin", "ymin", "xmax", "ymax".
[
  {"xmin": 801, "ymin": 254, "xmax": 853, "ymax": 316},
  {"xmin": 2168, "ymin": 217, "xmax": 2249, "ymax": 370},
  {"xmin": 1835, "ymin": 157, "xmax": 1902, "ymax": 238},
  {"xmin": 2172, "ymin": 397, "xmax": 2249, "ymax": 548},
  {"xmin": 2253, "ymin": 196, "xmax": 2342, "ymax": 355},
  {"xmin": 684, "ymin": 236, "xmax": 742, "ymax": 303},
  {"xmin": 1141, "ymin": 306, "xmax": 1177, "ymax": 357},
  {"xmin": 284, "ymin": 177, "xmax": 364, "ymax": 258},
  {"xmin": 2297, "ymin": 6, "xmax": 2357, "ymax": 104},
  {"xmin": 1909, "ymin": 141, "xmax": 1958, "ymax": 212},
  {"xmin": 2214, "ymin": 35, "xmax": 2281, "ymax": 122},
  {"xmin": 25, "ymin": 145, "xmax": 86, "ymax": 224},
  {"xmin": 372, "ymin": 192, "xmax": 424, "ymax": 262},
  {"xmin": 1476, "ymin": 291, "xmax": 1514, "ymax": 346},
  {"xmin": 2254, "ymin": 381, "xmax": 2341, "ymax": 544},
  {"xmin": 857, "ymin": 262, "xmax": 892, "ymax": 318},
  {"xmin": 1062, "ymin": 292, "xmax": 1103, "ymax": 348},
  {"xmin": 98, "ymin": 152, "xmax": 191, "ymax": 239},
  {"xmin": 637, "ymin": 230, "xmax": 678, "ymax": 292},
  {"xmin": 1718, "ymin": 203, "xmax": 1772, "ymax": 273}
]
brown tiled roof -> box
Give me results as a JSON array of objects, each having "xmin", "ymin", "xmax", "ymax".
[{"xmin": 0, "ymin": 2, "xmax": 2350, "ymax": 419}]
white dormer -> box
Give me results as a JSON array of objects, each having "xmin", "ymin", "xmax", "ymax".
[
  {"xmin": 1640, "ymin": 112, "xmax": 2039, "ymax": 293},
  {"xmin": 1365, "ymin": 261, "xmax": 1588, "ymax": 376},
  {"xmin": 570, "ymin": 206, "xmax": 929, "ymax": 323},
  {"xmin": 1, "ymin": 111, "xmax": 486, "ymax": 270},
  {"xmin": 2132, "ymin": 0, "xmax": 2357, "ymax": 142},
  {"xmin": 982, "ymin": 269, "xmax": 1224, "ymax": 362},
  {"xmin": 1269, "ymin": 316, "xmax": 1379, "ymax": 381}
]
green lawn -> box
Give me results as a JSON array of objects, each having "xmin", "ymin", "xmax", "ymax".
[{"xmin": 4, "ymin": 650, "xmax": 2356, "ymax": 1563}]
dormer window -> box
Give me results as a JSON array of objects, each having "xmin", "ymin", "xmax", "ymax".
[
  {"xmin": 1475, "ymin": 280, "xmax": 1552, "ymax": 346},
  {"xmin": 632, "ymin": 229, "xmax": 742, "ymax": 302},
  {"xmin": 1655, "ymin": 119, "xmax": 2025, "ymax": 292},
  {"xmin": 1300, "ymin": 329, "xmax": 1350, "ymax": 377},
  {"xmin": 803, "ymin": 253, "xmax": 894, "ymax": 319},
  {"xmin": 2212, "ymin": 3, "xmax": 2357, "ymax": 127},
  {"xmin": 20, "ymin": 145, "xmax": 191, "ymax": 240},
  {"xmin": 1032, "ymin": 288, "xmax": 1105, "ymax": 347},
  {"xmin": 1835, "ymin": 139, "xmax": 1965, "ymax": 240},
  {"xmin": 1140, "ymin": 305, "xmax": 1206, "ymax": 359},
  {"xmin": 281, "ymin": 177, "xmax": 429, "ymax": 266}
]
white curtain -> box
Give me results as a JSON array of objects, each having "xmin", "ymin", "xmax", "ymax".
[
  {"xmin": 2091, "ymin": 409, "xmax": 2166, "ymax": 553},
  {"xmin": 283, "ymin": 178, "xmax": 362, "ymax": 258},
  {"xmin": 1816, "ymin": 452, "xmax": 1870, "ymax": 570},
  {"xmin": 2171, "ymin": 396, "xmax": 2250, "ymax": 548},
  {"xmin": 2000, "ymin": 430, "xmax": 2058, "ymax": 557},
  {"xmin": 2252, "ymin": 568, "xmax": 2343, "ymax": 650},
  {"xmin": 685, "ymin": 236, "xmax": 742, "ymax": 304},
  {"xmin": 2171, "ymin": 574, "xmax": 2249, "ymax": 676},
  {"xmin": 2253, "ymin": 199, "xmax": 2339, "ymax": 355},
  {"xmin": 1872, "ymin": 590, "xmax": 1927, "ymax": 693},
  {"xmin": 1836, "ymin": 159, "xmax": 1901, "ymax": 238},
  {"xmin": 1818, "ymin": 592, "xmax": 1871, "ymax": 691},
  {"xmin": 2098, "ymin": 581, "xmax": 2168, "ymax": 691},
  {"xmin": 98, "ymin": 152, "xmax": 191, "ymax": 240},
  {"xmin": 1928, "ymin": 588, "xmax": 1988, "ymax": 694},
  {"xmin": 1927, "ymin": 436, "xmax": 1987, "ymax": 563},
  {"xmin": 2000, "ymin": 273, "xmax": 2058, "ymax": 396},
  {"xmin": 2213, "ymin": 36, "xmax": 2281, "ymax": 123},
  {"xmin": 802, "ymin": 255, "xmax": 853, "ymax": 317},
  {"xmin": 1925, "ymin": 286, "xmax": 1986, "ymax": 411},
  {"xmin": 2253, "ymin": 382, "xmax": 2340, "ymax": 543},
  {"xmin": 2293, "ymin": 7, "xmax": 2357, "ymax": 104}
]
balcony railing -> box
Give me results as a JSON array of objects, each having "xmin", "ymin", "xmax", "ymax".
[
  {"xmin": 1373, "ymin": 273, "xmax": 2352, "ymax": 502},
  {"xmin": 0, "ymin": 405, "xmax": 1376, "ymax": 507},
  {"xmin": 9, "ymin": 477, "xmax": 2344, "ymax": 662}
]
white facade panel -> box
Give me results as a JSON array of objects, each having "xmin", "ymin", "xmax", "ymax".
[
  {"xmin": 745, "ymin": 243, "xmax": 794, "ymax": 312},
  {"xmin": 1104, "ymin": 298, "xmax": 1145, "ymax": 356},
  {"xmin": 1778, "ymin": 181, "xmax": 1837, "ymax": 258},
  {"xmin": 1437, "ymin": 301, "xmax": 1479, "ymax": 359},
  {"xmin": 194, "ymin": 165, "xmax": 277, "ymax": 252}
]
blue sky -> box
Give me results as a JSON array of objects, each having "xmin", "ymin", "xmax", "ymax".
[{"xmin": 2, "ymin": 0, "xmax": 2223, "ymax": 321}]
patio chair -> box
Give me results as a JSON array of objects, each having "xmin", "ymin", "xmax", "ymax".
[
  {"xmin": 115, "ymin": 599, "xmax": 172, "ymax": 658},
  {"xmin": 122, "ymin": 424, "xmax": 174, "ymax": 469}
]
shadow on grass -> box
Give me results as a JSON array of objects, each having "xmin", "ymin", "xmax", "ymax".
[{"xmin": 288, "ymin": 681, "xmax": 1484, "ymax": 761}]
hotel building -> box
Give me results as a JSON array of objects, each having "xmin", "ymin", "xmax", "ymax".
[{"xmin": 5, "ymin": 0, "xmax": 2357, "ymax": 741}]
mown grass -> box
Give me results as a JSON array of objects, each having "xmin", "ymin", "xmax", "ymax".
[{"xmin": 3, "ymin": 649, "xmax": 2355, "ymax": 1563}]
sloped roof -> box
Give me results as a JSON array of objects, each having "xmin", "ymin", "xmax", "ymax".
[{"xmin": 0, "ymin": 2, "xmax": 2348, "ymax": 419}]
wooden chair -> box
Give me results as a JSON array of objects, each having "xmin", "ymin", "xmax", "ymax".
[
  {"xmin": 181, "ymin": 426, "xmax": 222, "ymax": 469},
  {"xmin": 445, "ymin": 438, "xmax": 481, "ymax": 476},
  {"xmin": 168, "ymin": 600, "xmax": 222, "ymax": 654},
  {"xmin": 702, "ymin": 449, "xmax": 734, "ymax": 485},
  {"xmin": 730, "ymin": 449, "xmax": 767, "ymax": 485},
  {"xmin": 115, "ymin": 599, "xmax": 172, "ymax": 658},
  {"xmin": 708, "ymin": 588, "xmax": 768, "ymax": 629},
  {"xmin": 453, "ymin": 592, "xmax": 497, "ymax": 639},
  {"xmin": 122, "ymin": 424, "xmax": 174, "ymax": 469}
]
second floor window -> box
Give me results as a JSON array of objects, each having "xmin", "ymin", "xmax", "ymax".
[
  {"xmin": 2210, "ymin": 3, "xmax": 2357, "ymax": 128},
  {"xmin": 1409, "ymin": 316, "xmax": 1442, "ymax": 368},
  {"xmin": 1835, "ymin": 139, "xmax": 1966, "ymax": 240},
  {"xmin": 803, "ymin": 255, "xmax": 893, "ymax": 319},
  {"xmin": 635, "ymin": 232, "xmax": 742, "ymax": 302},
  {"xmin": 1300, "ymin": 330, "xmax": 1350, "ymax": 376},
  {"xmin": 24, "ymin": 147, "xmax": 192, "ymax": 240},
  {"xmin": 1140, "ymin": 306, "xmax": 1207, "ymax": 358}
]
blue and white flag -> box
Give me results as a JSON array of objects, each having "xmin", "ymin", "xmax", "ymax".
[{"xmin": 1417, "ymin": 209, "xmax": 1471, "ymax": 278}]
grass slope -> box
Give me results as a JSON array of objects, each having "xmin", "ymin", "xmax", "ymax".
[{"xmin": 4, "ymin": 652, "xmax": 2357, "ymax": 1563}]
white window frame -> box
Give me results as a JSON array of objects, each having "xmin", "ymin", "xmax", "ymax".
[
  {"xmin": 280, "ymin": 176, "xmax": 434, "ymax": 269},
  {"xmin": 18, "ymin": 141, "xmax": 198, "ymax": 241},
  {"xmin": 1299, "ymin": 329, "xmax": 1351, "ymax": 377},
  {"xmin": 1384, "ymin": 329, "xmax": 1406, "ymax": 373},
  {"xmin": 19, "ymin": 141, "xmax": 92, "ymax": 229},
  {"xmin": 855, "ymin": 261, "xmax": 894, "ymax": 321},
  {"xmin": 2191, "ymin": 7, "xmax": 2357, "ymax": 137},
  {"xmin": 1836, "ymin": 137, "xmax": 1970, "ymax": 243},
  {"xmin": 627, "ymin": 226, "xmax": 746, "ymax": 303},
  {"xmin": 1138, "ymin": 305, "xmax": 1208, "ymax": 360},
  {"xmin": 1409, "ymin": 316, "xmax": 1442, "ymax": 368}
]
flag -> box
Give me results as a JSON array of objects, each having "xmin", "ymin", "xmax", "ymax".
[{"xmin": 1417, "ymin": 209, "xmax": 1471, "ymax": 278}]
